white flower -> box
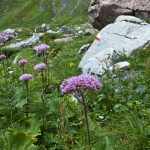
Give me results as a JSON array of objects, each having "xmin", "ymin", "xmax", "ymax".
[
  {"xmin": 9, "ymin": 71, "xmax": 14, "ymax": 74},
  {"xmin": 99, "ymin": 116, "xmax": 104, "ymax": 119}
]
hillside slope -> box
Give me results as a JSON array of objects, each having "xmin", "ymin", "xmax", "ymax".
[{"xmin": 0, "ymin": 0, "xmax": 90, "ymax": 30}]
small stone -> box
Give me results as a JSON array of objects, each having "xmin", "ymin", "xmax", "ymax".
[
  {"xmin": 84, "ymin": 29, "xmax": 97, "ymax": 36},
  {"xmin": 78, "ymin": 44, "xmax": 91, "ymax": 54},
  {"xmin": 114, "ymin": 61, "xmax": 130, "ymax": 70},
  {"xmin": 54, "ymin": 37, "xmax": 73, "ymax": 43},
  {"xmin": 3, "ymin": 28, "xmax": 16, "ymax": 35},
  {"xmin": 58, "ymin": 26, "xmax": 73, "ymax": 34}
]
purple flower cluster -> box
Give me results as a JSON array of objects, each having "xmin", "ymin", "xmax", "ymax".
[
  {"xmin": 34, "ymin": 63, "xmax": 46, "ymax": 71},
  {"xmin": 34, "ymin": 44, "xmax": 50, "ymax": 54},
  {"xmin": 0, "ymin": 32, "xmax": 14, "ymax": 43},
  {"xmin": 19, "ymin": 74, "xmax": 33, "ymax": 81},
  {"xmin": 19, "ymin": 59, "xmax": 28, "ymax": 66},
  {"xmin": 0, "ymin": 54, "xmax": 6, "ymax": 60},
  {"xmin": 60, "ymin": 74, "xmax": 103, "ymax": 94}
]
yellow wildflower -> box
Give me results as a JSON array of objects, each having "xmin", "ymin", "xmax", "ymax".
[{"xmin": 69, "ymin": 63, "xmax": 75, "ymax": 68}]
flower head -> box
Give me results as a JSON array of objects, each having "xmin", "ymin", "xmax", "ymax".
[
  {"xmin": 19, "ymin": 59, "xmax": 28, "ymax": 66},
  {"xmin": 0, "ymin": 32, "xmax": 14, "ymax": 43},
  {"xmin": 19, "ymin": 74, "xmax": 33, "ymax": 81},
  {"xmin": 69, "ymin": 62, "xmax": 75, "ymax": 68},
  {"xmin": 0, "ymin": 54, "xmax": 6, "ymax": 60},
  {"xmin": 60, "ymin": 74, "xmax": 103, "ymax": 94},
  {"xmin": 34, "ymin": 63, "xmax": 46, "ymax": 71},
  {"xmin": 34, "ymin": 44, "xmax": 50, "ymax": 54}
]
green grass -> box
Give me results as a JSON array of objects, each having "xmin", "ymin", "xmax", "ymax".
[
  {"xmin": 0, "ymin": 0, "xmax": 54, "ymax": 29},
  {"xmin": 0, "ymin": 33, "xmax": 150, "ymax": 149},
  {"xmin": 1, "ymin": 1, "xmax": 150, "ymax": 149},
  {"xmin": 0, "ymin": 0, "xmax": 90, "ymax": 30}
]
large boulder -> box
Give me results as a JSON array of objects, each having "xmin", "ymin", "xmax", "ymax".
[
  {"xmin": 79, "ymin": 16, "xmax": 150, "ymax": 75},
  {"xmin": 89, "ymin": 0, "xmax": 150, "ymax": 30}
]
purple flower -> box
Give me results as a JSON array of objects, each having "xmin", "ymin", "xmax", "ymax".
[
  {"xmin": 60, "ymin": 74, "xmax": 103, "ymax": 94},
  {"xmin": 34, "ymin": 44, "xmax": 50, "ymax": 54},
  {"xmin": 19, "ymin": 59, "xmax": 28, "ymax": 66},
  {"xmin": 0, "ymin": 54, "xmax": 6, "ymax": 60},
  {"xmin": 34, "ymin": 63, "xmax": 46, "ymax": 71},
  {"xmin": 19, "ymin": 74, "xmax": 33, "ymax": 81},
  {"xmin": 0, "ymin": 32, "xmax": 14, "ymax": 43}
]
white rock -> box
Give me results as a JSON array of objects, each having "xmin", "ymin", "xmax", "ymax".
[
  {"xmin": 47, "ymin": 30, "xmax": 58, "ymax": 34},
  {"xmin": 84, "ymin": 28, "xmax": 97, "ymax": 36},
  {"xmin": 78, "ymin": 44, "xmax": 91, "ymax": 54},
  {"xmin": 114, "ymin": 61, "xmax": 130, "ymax": 70},
  {"xmin": 79, "ymin": 15, "xmax": 150, "ymax": 75},
  {"xmin": 109, "ymin": 61, "xmax": 130, "ymax": 71},
  {"xmin": 6, "ymin": 33, "xmax": 44, "ymax": 48},
  {"xmin": 3, "ymin": 28, "xmax": 16, "ymax": 35},
  {"xmin": 54, "ymin": 37, "xmax": 73, "ymax": 43},
  {"xmin": 78, "ymin": 30, "xmax": 83, "ymax": 34},
  {"xmin": 57, "ymin": 26, "xmax": 73, "ymax": 34},
  {"xmin": 41, "ymin": 23, "xmax": 50, "ymax": 31},
  {"xmin": 41, "ymin": 23, "xmax": 47, "ymax": 28}
]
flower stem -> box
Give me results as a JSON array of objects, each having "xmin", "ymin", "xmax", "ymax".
[
  {"xmin": 41, "ymin": 70, "xmax": 46, "ymax": 126},
  {"xmin": 25, "ymin": 81, "xmax": 29, "ymax": 117},
  {"xmin": 41, "ymin": 70, "xmax": 45, "ymax": 97},
  {"xmin": 81, "ymin": 92, "xmax": 91, "ymax": 145},
  {"xmin": 22, "ymin": 65, "xmax": 25, "ymax": 73}
]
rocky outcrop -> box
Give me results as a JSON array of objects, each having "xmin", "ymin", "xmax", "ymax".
[
  {"xmin": 5, "ymin": 33, "xmax": 44, "ymax": 48},
  {"xmin": 79, "ymin": 16, "xmax": 150, "ymax": 75},
  {"xmin": 89, "ymin": 0, "xmax": 150, "ymax": 30}
]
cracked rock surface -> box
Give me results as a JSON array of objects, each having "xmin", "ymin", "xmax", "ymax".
[
  {"xmin": 89, "ymin": 0, "xmax": 150, "ymax": 30},
  {"xmin": 79, "ymin": 15, "xmax": 150, "ymax": 75}
]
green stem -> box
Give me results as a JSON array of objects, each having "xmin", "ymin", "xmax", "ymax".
[
  {"xmin": 41, "ymin": 70, "xmax": 45, "ymax": 96},
  {"xmin": 22, "ymin": 65, "xmax": 25, "ymax": 73},
  {"xmin": 41, "ymin": 70, "xmax": 46, "ymax": 126},
  {"xmin": 25, "ymin": 81, "xmax": 29, "ymax": 117},
  {"xmin": 80, "ymin": 91, "xmax": 91, "ymax": 145},
  {"xmin": 83, "ymin": 98, "xmax": 91, "ymax": 145}
]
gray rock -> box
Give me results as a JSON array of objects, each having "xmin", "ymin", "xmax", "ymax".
[
  {"xmin": 79, "ymin": 16, "xmax": 150, "ymax": 75},
  {"xmin": 58, "ymin": 26, "xmax": 73, "ymax": 34},
  {"xmin": 54, "ymin": 37, "xmax": 73, "ymax": 43},
  {"xmin": 84, "ymin": 28, "xmax": 97, "ymax": 36},
  {"xmin": 88, "ymin": 0, "xmax": 150, "ymax": 30},
  {"xmin": 3, "ymin": 28, "xmax": 16, "ymax": 35},
  {"xmin": 6, "ymin": 33, "xmax": 44, "ymax": 48},
  {"xmin": 78, "ymin": 44, "xmax": 91, "ymax": 54},
  {"xmin": 40, "ymin": 23, "xmax": 50, "ymax": 31},
  {"xmin": 63, "ymin": 34, "xmax": 73, "ymax": 38},
  {"xmin": 109, "ymin": 61, "xmax": 130, "ymax": 71},
  {"xmin": 114, "ymin": 61, "xmax": 130, "ymax": 70}
]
